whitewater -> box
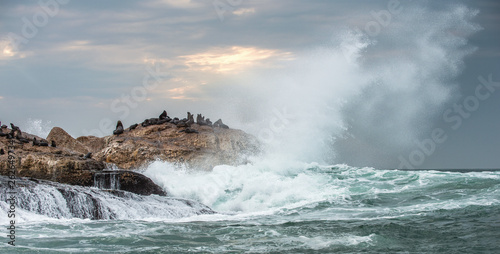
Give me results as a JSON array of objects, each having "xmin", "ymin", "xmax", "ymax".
[
  {"xmin": 2, "ymin": 2, "xmax": 499, "ymax": 253},
  {"xmin": 1, "ymin": 161, "xmax": 499, "ymax": 253}
]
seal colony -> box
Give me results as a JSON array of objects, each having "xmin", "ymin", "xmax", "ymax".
[
  {"xmin": 113, "ymin": 110, "xmax": 229, "ymax": 136},
  {"xmin": 0, "ymin": 122, "xmax": 55, "ymax": 147},
  {"xmin": 0, "ymin": 109, "xmax": 260, "ymax": 200},
  {"xmin": 1, "ymin": 110, "xmax": 259, "ymax": 178}
]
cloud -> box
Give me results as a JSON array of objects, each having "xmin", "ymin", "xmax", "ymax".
[
  {"xmin": 0, "ymin": 39, "xmax": 30, "ymax": 62},
  {"xmin": 233, "ymin": 8, "xmax": 256, "ymax": 16},
  {"xmin": 179, "ymin": 46, "xmax": 293, "ymax": 73}
]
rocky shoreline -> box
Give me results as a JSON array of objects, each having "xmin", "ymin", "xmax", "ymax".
[{"xmin": 0, "ymin": 111, "xmax": 260, "ymax": 196}]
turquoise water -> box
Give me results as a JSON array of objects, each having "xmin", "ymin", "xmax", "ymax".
[{"xmin": 2, "ymin": 164, "xmax": 499, "ymax": 253}]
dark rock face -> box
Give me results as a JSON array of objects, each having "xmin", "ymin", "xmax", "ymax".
[
  {"xmin": 0, "ymin": 127, "xmax": 168, "ymax": 196},
  {"xmin": 111, "ymin": 171, "xmax": 166, "ymax": 196},
  {"xmin": 0, "ymin": 176, "xmax": 214, "ymax": 220}
]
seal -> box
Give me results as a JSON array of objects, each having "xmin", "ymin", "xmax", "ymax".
[
  {"xmin": 129, "ymin": 123, "xmax": 138, "ymax": 130},
  {"xmin": 177, "ymin": 121, "xmax": 189, "ymax": 128},
  {"xmin": 196, "ymin": 114, "xmax": 207, "ymax": 125},
  {"xmin": 206, "ymin": 118, "xmax": 213, "ymax": 126},
  {"xmin": 33, "ymin": 137, "xmax": 40, "ymax": 146},
  {"xmin": 51, "ymin": 140, "xmax": 57, "ymax": 147},
  {"xmin": 10, "ymin": 123, "xmax": 19, "ymax": 131},
  {"xmin": 187, "ymin": 112, "xmax": 195, "ymax": 125},
  {"xmin": 113, "ymin": 120, "xmax": 124, "ymax": 135},
  {"xmin": 214, "ymin": 119, "xmax": 229, "ymax": 129},
  {"xmin": 0, "ymin": 149, "xmax": 4, "ymax": 155},
  {"xmin": 159, "ymin": 110, "xmax": 167, "ymax": 120},
  {"xmin": 19, "ymin": 138, "xmax": 30, "ymax": 143},
  {"xmin": 84, "ymin": 152, "xmax": 92, "ymax": 159},
  {"xmin": 141, "ymin": 119, "xmax": 151, "ymax": 127},
  {"xmin": 179, "ymin": 128, "xmax": 199, "ymax": 134}
]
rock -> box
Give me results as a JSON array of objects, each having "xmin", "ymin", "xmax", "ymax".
[
  {"xmin": 47, "ymin": 127, "xmax": 90, "ymax": 154},
  {"xmin": 0, "ymin": 149, "xmax": 104, "ymax": 187},
  {"xmin": 94, "ymin": 122, "xmax": 259, "ymax": 170},
  {"xmin": 0, "ymin": 175, "xmax": 208, "ymax": 221},
  {"xmin": 76, "ymin": 136, "xmax": 106, "ymax": 154},
  {"xmin": 109, "ymin": 170, "xmax": 166, "ymax": 196},
  {"xmin": 1, "ymin": 112, "xmax": 260, "ymax": 194}
]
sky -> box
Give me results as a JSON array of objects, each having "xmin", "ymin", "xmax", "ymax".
[{"xmin": 0, "ymin": 0, "xmax": 499, "ymax": 169}]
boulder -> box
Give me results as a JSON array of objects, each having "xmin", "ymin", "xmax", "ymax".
[
  {"xmin": 94, "ymin": 122, "xmax": 259, "ymax": 170},
  {"xmin": 47, "ymin": 127, "xmax": 89, "ymax": 154}
]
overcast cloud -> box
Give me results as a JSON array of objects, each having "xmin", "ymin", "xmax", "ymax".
[{"xmin": 1, "ymin": 0, "xmax": 499, "ymax": 169}]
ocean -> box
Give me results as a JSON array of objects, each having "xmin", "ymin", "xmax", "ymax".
[{"xmin": 1, "ymin": 161, "xmax": 499, "ymax": 253}]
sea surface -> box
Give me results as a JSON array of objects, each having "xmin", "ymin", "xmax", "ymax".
[{"xmin": 1, "ymin": 161, "xmax": 499, "ymax": 253}]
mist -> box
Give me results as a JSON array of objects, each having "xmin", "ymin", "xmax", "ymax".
[{"xmin": 211, "ymin": 3, "xmax": 480, "ymax": 166}]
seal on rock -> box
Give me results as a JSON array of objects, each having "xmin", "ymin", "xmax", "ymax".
[
  {"xmin": 129, "ymin": 123, "xmax": 138, "ymax": 130},
  {"xmin": 113, "ymin": 121, "xmax": 124, "ymax": 135},
  {"xmin": 158, "ymin": 110, "xmax": 171, "ymax": 123},
  {"xmin": 187, "ymin": 112, "xmax": 195, "ymax": 125},
  {"xmin": 51, "ymin": 140, "xmax": 57, "ymax": 147},
  {"xmin": 196, "ymin": 114, "xmax": 207, "ymax": 125},
  {"xmin": 179, "ymin": 128, "xmax": 199, "ymax": 134},
  {"xmin": 176, "ymin": 121, "xmax": 188, "ymax": 128},
  {"xmin": 10, "ymin": 123, "xmax": 20, "ymax": 132},
  {"xmin": 159, "ymin": 110, "xmax": 167, "ymax": 120},
  {"xmin": 84, "ymin": 152, "xmax": 92, "ymax": 159},
  {"xmin": 214, "ymin": 119, "xmax": 229, "ymax": 129}
]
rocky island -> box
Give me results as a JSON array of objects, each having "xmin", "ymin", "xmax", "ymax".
[{"xmin": 0, "ymin": 111, "xmax": 260, "ymax": 196}]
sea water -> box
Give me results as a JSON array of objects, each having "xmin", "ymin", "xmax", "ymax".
[{"xmin": 1, "ymin": 161, "xmax": 499, "ymax": 253}]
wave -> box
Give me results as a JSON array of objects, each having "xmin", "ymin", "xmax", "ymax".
[
  {"xmin": 1, "ymin": 159, "xmax": 498, "ymax": 225},
  {"xmin": 0, "ymin": 176, "xmax": 214, "ymax": 224},
  {"xmin": 143, "ymin": 160, "xmax": 500, "ymax": 218}
]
